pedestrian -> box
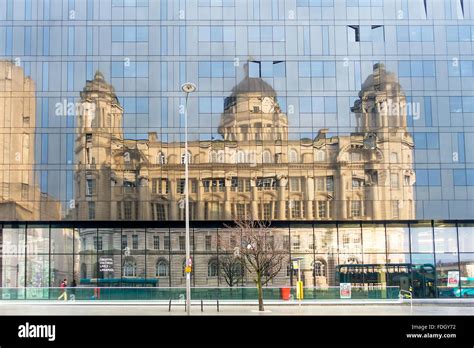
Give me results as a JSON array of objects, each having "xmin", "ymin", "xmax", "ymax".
[
  {"xmin": 70, "ymin": 278, "xmax": 77, "ymax": 298},
  {"xmin": 57, "ymin": 278, "xmax": 68, "ymax": 301}
]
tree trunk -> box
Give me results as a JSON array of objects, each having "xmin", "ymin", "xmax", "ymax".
[{"xmin": 257, "ymin": 273, "xmax": 264, "ymax": 311}]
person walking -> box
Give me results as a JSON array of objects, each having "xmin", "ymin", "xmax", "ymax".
[{"xmin": 57, "ymin": 279, "xmax": 68, "ymax": 301}]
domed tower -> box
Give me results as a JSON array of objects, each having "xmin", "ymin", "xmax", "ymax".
[
  {"xmin": 351, "ymin": 63, "xmax": 415, "ymax": 219},
  {"xmin": 75, "ymin": 71, "xmax": 124, "ymax": 220},
  {"xmin": 218, "ymin": 67, "xmax": 288, "ymax": 142}
]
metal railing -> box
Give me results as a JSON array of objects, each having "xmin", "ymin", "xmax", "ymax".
[{"xmin": 0, "ymin": 286, "xmax": 401, "ymax": 301}]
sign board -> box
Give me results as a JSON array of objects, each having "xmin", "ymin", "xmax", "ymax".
[
  {"xmin": 447, "ymin": 271, "xmax": 460, "ymax": 288},
  {"xmin": 340, "ymin": 283, "xmax": 352, "ymax": 299},
  {"xmin": 99, "ymin": 257, "xmax": 114, "ymax": 273},
  {"xmin": 186, "ymin": 257, "xmax": 192, "ymax": 267}
]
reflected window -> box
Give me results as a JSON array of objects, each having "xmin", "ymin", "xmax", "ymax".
[
  {"xmin": 208, "ymin": 259, "xmax": 218, "ymax": 277},
  {"xmin": 288, "ymin": 149, "xmax": 299, "ymax": 163},
  {"xmin": 157, "ymin": 152, "xmax": 166, "ymax": 164},
  {"xmin": 313, "ymin": 260, "xmax": 326, "ymax": 277},
  {"xmin": 315, "ymin": 150, "xmax": 325, "ymax": 161},
  {"xmin": 181, "ymin": 152, "xmax": 192, "ymax": 164},
  {"xmin": 262, "ymin": 151, "xmax": 272, "ymax": 164},
  {"xmin": 156, "ymin": 260, "xmax": 168, "ymax": 277},
  {"xmin": 123, "ymin": 260, "xmax": 136, "ymax": 277}
]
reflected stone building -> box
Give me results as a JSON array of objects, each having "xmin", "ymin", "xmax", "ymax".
[
  {"xmin": 0, "ymin": 61, "xmax": 60, "ymax": 220},
  {"xmin": 74, "ymin": 63, "xmax": 416, "ymax": 288},
  {"xmin": 74, "ymin": 63, "xmax": 415, "ymax": 223}
]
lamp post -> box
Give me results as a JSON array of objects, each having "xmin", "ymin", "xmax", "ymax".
[{"xmin": 181, "ymin": 82, "xmax": 197, "ymax": 316}]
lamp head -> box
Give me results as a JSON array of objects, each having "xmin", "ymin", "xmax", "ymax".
[{"xmin": 181, "ymin": 82, "xmax": 197, "ymax": 93}]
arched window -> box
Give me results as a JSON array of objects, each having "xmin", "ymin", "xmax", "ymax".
[
  {"xmin": 208, "ymin": 259, "xmax": 218, "ymax": 277},
  {"xmin": 181, "ymin": 152, "xmax": 192, "ymax": 164},
  {"xmin": 210, "ymin": 150, "xmax": 225, "ymax": 163},
  {"xmin": 156, "ymin": 260, "xmax": 169, "ymax": 277},
  {"xmin": 390, "ymin": 152, "xmax": 398, "ymax": 163},
  {"xmin": 123, "ymin": 260, "xmax": 137, "ymax": 277},
  {"xmin": 315, "ymin": 150, "xmax": 325, "ymax": 161},
  {"xmin": 288, "ymin": 149, "xmax": 298, "ymax": 163},
  {"xmin": 313, "ymin": 260, "xmax": 326, "ymax": 277},
  {"xmin": 262, "ymin": 150, "xmax": 272, "ymax": 164},
  {"xmin": 157, "ymin": 152, "xmax": 166, "ymax": 164}
]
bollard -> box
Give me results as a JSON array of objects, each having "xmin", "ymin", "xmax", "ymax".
[
  {"xmin": 217, "ymin": 299, "xmax": 219, "ymax": 312},
  {"xmin": 169, "ymin": 299, "xmax": 172, "ymax": 312},
  {"xmin": 201, "ymin": 299, "xmax": 203, "ymax": 312}
]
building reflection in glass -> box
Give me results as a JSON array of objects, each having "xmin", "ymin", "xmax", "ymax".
[{"xmin": 74, "ymin": 63, "xmax": 415, "ymax": 222}]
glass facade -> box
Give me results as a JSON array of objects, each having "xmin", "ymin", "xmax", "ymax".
[
  {"xmin": 0, "ymin": 0, "xmax": 474, "ymax": 299},
  {"xmin": 0, "ymin": 221, "xmax": 472, "ymax": 298},
  {"xmin": 0, "ymin": 0, "xmax": 471, "ymax": 222}
]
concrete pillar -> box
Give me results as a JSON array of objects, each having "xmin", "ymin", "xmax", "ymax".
[
  {"xmin": 251, "ymin": 177, "xmax": 258, "ymax": 219},
  {"xmin": 337, "ymin": 170, "xmax": 347, "ymax": 219},
  {"xmin": 224, "ymin": 177, "xmax": 232, "ymax": 220},
  {"xmin": 196, "ymin": 179, "xmax": 204, "ymax": 220},
  {"xmin": 277, "ymin": 176, "xmax": 288, "ymax": 220},
  {"xmin": 169, "ymin": 179, "xmax": 178, "ymax": 220},
  {"xmin": 305, "ymin": 177, "xmax": 314, "ymax": 220},
  {"xmin": 138, "ymin": 177, "xmax": 149, "ymax": 220}
]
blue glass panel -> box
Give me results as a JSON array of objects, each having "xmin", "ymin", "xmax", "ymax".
[
  {"xmin": 428, "ymin": 170, "xmax": 441, "ymax": 186},
  {"xmin": 210, "ymin": 26, "xmax": 223, "ymax": 41},
  {"xmin": 463, "ymin": 97, "xmax": 474, "ymax": 113},
  {"xmin": 453, "ymin": 169, "xmax": 466, "ymax": 186},
  {"xmin": 459, "ymin": 26, "xmax": 471, "ymax": 42},
  {"xmin": 199, "ymin": 62, "xmax": 211, "ymax": 78},
  {"xmin": 416, "ymin": 169, "xmax": 429, "ymax": 186},
  {"xmin": 300, "ymin": 97, "xmax": 312, "ymax": 113},
  {"xmin": 199, "ymin": 98, "xmax": 212, "ymax": 113},
  {"xmin": 223, "ymin": 27, "xmax": 235, "ymax": 42},
  {"xmin": 324, "ymin": 61, "xmax": 336, "ymax": 77},
  {"xmin": 211, "ymin": 62, "xmax": 223, "ymax": 77},
  {"xmin": 423, "ymin": 61, "xmax": 435, "ymax": 77},
  {"xmin": 409, "ymin": 26, "xmax": 422, "ymax": 41},
  {"xmin": 446, "ymin": 26, "xmax": 458, "ymax": 41},
  {"xmin": 124, "ymin": 27, "xmax": 136, "ymax": 41},
  {"xmin": 397, "ymin": 26, "xmax": 409, "ymax": 41},
  {"xmin": 450, "ymin": 97, "xmax": 462, "ymax": 113},
  {"xmin": 137, "ymin": 27, "xmax": 148, "ymax": 42},
  {"xmin": 261, "ymin": 26, "xmax": 273, "ymax": 41},
  {"xmin": 299, "ymin": 62, "xmax": 311, "ymax": 77},
  {"xmin": 112, "ymin": 27, "xmax": 124, "ymax": 42},
  {"xmin": 137, "ymin": 98, "xmax": 149, "ymax": 113},
  {"xmin": 137, "ymin": 62, "xmax": 148, "ymax": 77},
  {"xmin": 223, "ymin": 62, "xmax": 235, "ymax": 77},
  {"xmin": 467, "ymin": 170, "xmax": 474, "ymax": 186},
  {"xmin": 398, "ymin": 61, "xmax": 411, "ymax": 77},
  {"xmin": 311, "ymin": 62, "xmax": 323, "ymax": 77},
  {"xmin": 411, "ymin": 61, "xmax": 423, "ymax": 77},
  {"xmin": 273, "ymin": 61, "xmax": 285, "ymax": 77},
  {"xmin": 414, "ymin": 133, "xmax": 427, "ymax": 149},
  {"xmin": 426, "ymin": 133, "xmax": 439, "ymax": 149}
]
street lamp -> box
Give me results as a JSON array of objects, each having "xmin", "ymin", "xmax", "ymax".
[{"xmin": 181, "ymin": 82, "xmax": 197, "ymax": 316}]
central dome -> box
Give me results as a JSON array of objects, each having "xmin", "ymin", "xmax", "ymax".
[{"xmin": 229, "ymin": 76, "xmax": 277, "ymax": 97}]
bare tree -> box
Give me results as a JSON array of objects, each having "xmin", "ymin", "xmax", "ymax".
[
  {"xmin": 220, "ymin": 254, "xmax": 244, "ymax": 287},
  {"xmin": 232, "ymin": 219, "xmax": 287, "ymax": 311}
]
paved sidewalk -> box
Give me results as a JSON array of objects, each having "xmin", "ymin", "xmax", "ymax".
[{"xmin": 0, "ymin": 301, "xmax": 472, "ymax": 316}]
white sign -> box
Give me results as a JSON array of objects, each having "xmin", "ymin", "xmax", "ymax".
[
  {"xmin": 447, "ymin": 271, "xmax": 460, "ymax": 288},
  {"xmin": 99, "ymin": 257, "xmax": 114, "ymax": 273},
  {"xmin": 340, "ymin": 283, "xmax": 352, "ymax": 299}
]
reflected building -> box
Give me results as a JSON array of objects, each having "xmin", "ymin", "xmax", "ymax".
[
  {"xmin": 0, "ymin": 61, "xmax": 60, "ymax": 221},
  {"xmin": 74, "ymin": 63, "xmax": 415, "ymax": 222},
  {"xmin": 74, "ymin": 63, "xmax": 416, "ymax": 287}
]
